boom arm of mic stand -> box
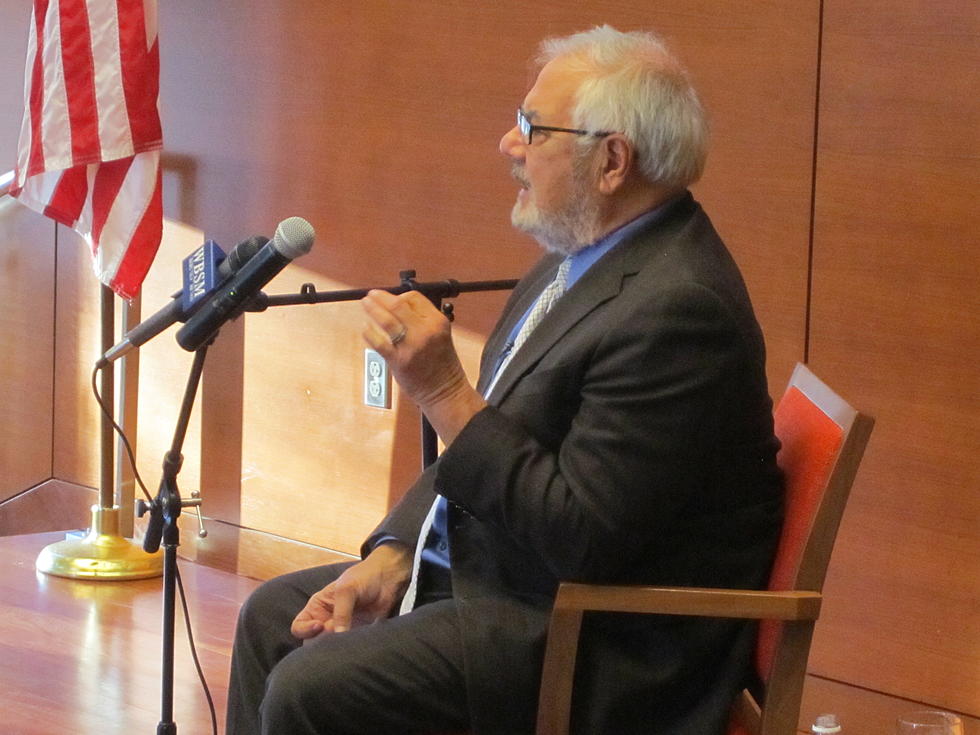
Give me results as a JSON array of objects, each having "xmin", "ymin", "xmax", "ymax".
[
  {"xmin": 242, "ymin": 274, "xmax": 520, "ymax": 311},
  {"xmin": 241, "ymin": 271, "xmax": 520, "ymax": 469}
]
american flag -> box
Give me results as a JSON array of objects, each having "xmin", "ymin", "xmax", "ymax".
[{"xmin": 10, "ymin": 0, "xmax": 163, "ymax": 300}]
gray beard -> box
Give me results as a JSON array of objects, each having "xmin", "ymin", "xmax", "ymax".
[
  {"xmin": 509, "ymin": 156, "xmax": 604, "ymax": 255},
  {"xmin": 510, "ymin": 188, "xmax": 603, "ymax": 256}
]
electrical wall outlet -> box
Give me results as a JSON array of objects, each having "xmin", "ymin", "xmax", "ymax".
[{"xmin": 364, "ymin": 349, "xmax": 391, "ymax": 408}]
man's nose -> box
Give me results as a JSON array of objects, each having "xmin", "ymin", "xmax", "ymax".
[{"xmin": 499, "ymin": 125, "xmax": 525, "ymax": 159}]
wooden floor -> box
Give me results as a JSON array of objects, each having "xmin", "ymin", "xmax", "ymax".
[{"xmin": 0, "ymin": 532, "xmax": 261, "ymax": 735}]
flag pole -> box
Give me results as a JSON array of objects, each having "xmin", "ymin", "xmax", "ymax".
[{"xmin": 36, "ymin": 285, "xmax": 163, "ymax": 580}]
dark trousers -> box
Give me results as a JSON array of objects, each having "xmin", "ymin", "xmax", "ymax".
[{"xmin": 226, "ymin": 562, "xmax": 470, "ymax": 735}]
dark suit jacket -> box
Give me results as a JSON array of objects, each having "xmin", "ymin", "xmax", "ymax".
[{"xmin": 365, "ymin": 193, "xmax": 784, "ymax": 735}]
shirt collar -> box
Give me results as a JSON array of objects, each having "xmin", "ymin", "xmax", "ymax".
[{"xmin": 567, "ymin": 194, "xmax": 682, "ymax": 287}]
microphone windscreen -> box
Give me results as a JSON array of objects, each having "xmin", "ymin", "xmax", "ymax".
[{"xmin": 271, "ymin": 217, "xmax": 315, "ymax": 260}]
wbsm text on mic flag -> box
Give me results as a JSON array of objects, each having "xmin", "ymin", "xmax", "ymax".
[{"xmin": 9, "ymin": 0, "xmax": 164, "ymax": 300}]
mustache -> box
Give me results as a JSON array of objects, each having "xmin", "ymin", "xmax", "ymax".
[{"xmin": 510, "ymin": 164, "xmax": 530, "ymax": 188}]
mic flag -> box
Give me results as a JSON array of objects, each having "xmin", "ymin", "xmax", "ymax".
[
  {"xmin": 182, "ymin": 240, "xmax": 226, "ymax": 313},
  {"xmin": 176, "ymin": 217, "xmax": 315, "ymax": 352},
  {"xmin": 96, "ymin": 235, "xmax": 269, "ymax": 368}
]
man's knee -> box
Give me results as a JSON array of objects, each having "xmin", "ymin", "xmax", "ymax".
[
  {"xmin": 236, "ymin": 577, "xmax": 292, "ymax": 639},
  {"xmin": 238, "ymin": 564, "xmax": 346, "ymax": 638},
  {"xmin": 260, "ymin": 645, "xmax": 346, "ymax": 730}
]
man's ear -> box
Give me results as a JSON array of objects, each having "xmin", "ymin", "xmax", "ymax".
[{"xmin": 597, "ymin": 134, "xmax": 634, "ymax": 194}]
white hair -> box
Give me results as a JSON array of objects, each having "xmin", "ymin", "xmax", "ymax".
[{"xmin": 537, "ymin": 25, "xmax": 709, "ymax": 189}]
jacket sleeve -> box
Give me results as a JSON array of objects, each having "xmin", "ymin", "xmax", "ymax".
[{"xmin": 358, "ymin": 255, "xmax": 561, "ymax": 560}]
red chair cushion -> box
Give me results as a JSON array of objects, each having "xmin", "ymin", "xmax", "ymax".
[{"xmin": 755, "ymin": 385, "xmax": 844, "ymax": 678}]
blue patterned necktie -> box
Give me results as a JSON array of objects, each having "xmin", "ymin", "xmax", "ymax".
[{"xmin": 484, "ymin": 257, "xmax": 572, "ymax": 398}]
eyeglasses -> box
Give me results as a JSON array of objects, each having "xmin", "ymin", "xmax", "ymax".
[{"xmin": 517, "ymin": 107, "xmax": 613, "ymax": 145}]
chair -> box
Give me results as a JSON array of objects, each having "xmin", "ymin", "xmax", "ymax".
[{"xmin": 534, "ymin": 362, "xmax": 875, "ymax": 735}]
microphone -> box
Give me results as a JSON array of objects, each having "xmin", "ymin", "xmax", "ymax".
[
  {"xmin": 95, "ymin": 235, "xmax": 269, "ymax": 368},
  {"xmin": 175, "ymin": 216, "xmax": 315, "ymax": 352}
]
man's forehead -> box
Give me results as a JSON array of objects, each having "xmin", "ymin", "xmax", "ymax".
[{"xmin": 521, "ymin": 58, "xmax": 580, "ymax": 121}]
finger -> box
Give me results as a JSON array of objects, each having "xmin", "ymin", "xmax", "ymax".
[
  {"xmin": 384, "ymin": 291, "xmax": 445, "ymax": 330},
  {"xmin": 363, "ymin": 288, "xmax": 401, "ymax": 310},
  {"xmin": 362, "ymin": 306, "xmax": 409, "ymax": 355},
  {"xmin": 396, "ymin": 290, "xmax": 439, "ymax": 319},
  {"xmin": 329, "ymin": 585, "xmax": 357, "ymax": 634},
  {"xmin": 291, "ymin": 611, "xmax": 325, "ymax": 640},
  {"xmin": 362, "ymin": 320, "xmax": 396, "ymax": 355},
  {"xmin": 291, "ymin": 597, "xmax": 329, "ymax": 639},
  {"xmin": 365, "ymin": 289, "xmax": 439, "ymax": 330},
  {"xmin": 361, "ymin": 291, "xmax": 405, "ymax": 336}
]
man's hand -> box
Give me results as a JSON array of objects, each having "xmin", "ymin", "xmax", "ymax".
[
  {"xmin": 290, "ymin": 542, "xmax": 413, "ymax": 639},
  {"xmin": 361, "ymin": 289, "xmax": 486, "ymax": 445}
]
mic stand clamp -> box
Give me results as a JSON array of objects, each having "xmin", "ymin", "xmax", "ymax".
[{"xmin": 136, "ymin": 342, "xmax": 212, "ymax": 735}]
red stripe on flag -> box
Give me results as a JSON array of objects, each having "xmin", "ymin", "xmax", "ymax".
[
  {"xmin": 89, "ymin": 157, "xmax": 132, "ymax": 245},
  {"xmin": 116, "ymin": 0, "xmax": 161, "ymax": 150},
  {"xmin": 42, "ymin": 166, "xmax": 89, "ymax": 226},
  {"xmin": 26, "ymin": 0, "xmax": 50, "ymax": 179},
  {"xmin": 59, "ymin": 0, "xmax": 101, "ymax": 166},
  {"xmin": 110, "ymin": 166, "xmax": 163, "ymax": 299},
  {"xmin": 13, "ymin": 0, "xmax": 163, "ymax": 298}
]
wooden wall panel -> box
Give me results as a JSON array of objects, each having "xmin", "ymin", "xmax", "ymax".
[
  {"xmin": 51, "ymin": 227, "xmax": 111, "ymax": 489},
  {"xmin": 153, "ymin": 1, "xmax": 816, "ymax": 559},
  {"xmin": 0, "ymin": 2, "xmax": 53, "ymax": 505},
  {"xmin": 157, "ymin": 0, "xmax": 814, "ymax": 385},
  {"xmin": 0, "ymin": 1, "xmax": 27, "ymax": 166},
  {"xmin": 0, "ymin": 480, "xmax": 96, "ymax": 536},
  {"xmin": 670, "ymin": 2, "xmax": 820, "ymax": 393},
  {"xmin": 0, "ymin": 203, "xmax": 55, "ymax": 498},
  {"xmin": 807, "ymin": 0, "xmax": 980, "ymax": 718}
]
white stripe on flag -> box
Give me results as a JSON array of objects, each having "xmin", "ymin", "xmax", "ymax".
[
  {"xmin": 16, "ymin": 168, "xmax": 65, "ymax": 213},
  {"xmin": 86, "ymin": 0, "xmax": 133, "ymax": 160},
  {"xmin": 92, "ymin": 151, "xmax": 159, "ymax": 283},
  {"xmin": 15, "ymin": 10, "xmax": 38, "ymax": 188},
  {"xmin": 39, "ymin": 2, "xmax": 71, "ymax": 172}
]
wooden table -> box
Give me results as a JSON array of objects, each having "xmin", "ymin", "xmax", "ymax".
[{"xmin": 0, "ymin": 532, "xmax": 261, "ymax": 735}]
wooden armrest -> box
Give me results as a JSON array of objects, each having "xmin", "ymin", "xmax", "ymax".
[
  {"xmin": 537, "ymin": 584, "xmax": 820, "ymax": 734},
  {"xmin": 554, "ymin": 583, "xmax": 822, "ymax": 621}
]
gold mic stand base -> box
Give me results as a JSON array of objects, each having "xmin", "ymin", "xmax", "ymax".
[{"xmin": 36, "ymin": 504, "xmax": 163, "ymax": 580}]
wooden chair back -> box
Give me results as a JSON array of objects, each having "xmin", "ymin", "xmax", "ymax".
[{"xmin": 731, "ymin": 362, "xmax": 875, "ymax": 734}]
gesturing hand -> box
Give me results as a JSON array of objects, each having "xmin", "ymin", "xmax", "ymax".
[
  {"xmin": 290, "ymin": 542, "xmax": 412, "ymax": 639},
  {"xmin": 361, "ymin": 289, "xmax": 486, "ymax": 445}
]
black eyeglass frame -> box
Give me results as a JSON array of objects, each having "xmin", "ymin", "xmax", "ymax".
[{"xmin": 517, "ymin": 107, "xmax": 613, "ymax": 145}]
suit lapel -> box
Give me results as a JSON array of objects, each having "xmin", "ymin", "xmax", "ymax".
[{"xmin": 485, "ymin": 249, "xmax": 629, "ymax": 404}]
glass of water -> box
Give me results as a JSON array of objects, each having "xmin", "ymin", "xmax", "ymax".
[{"xmin": 896, "ymin": 711, "xmax": 964, "ymax": 735}]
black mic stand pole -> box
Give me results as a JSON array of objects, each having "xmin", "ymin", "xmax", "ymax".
[
  {"xmin": 245, "ymin": 270, "xmax": 520, "ymax": 469},
  {"xmin": 137, "ymin": 341, "xmax": 210, "ymax": 735}
]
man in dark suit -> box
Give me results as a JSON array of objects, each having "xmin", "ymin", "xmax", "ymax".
[{"xmin": 227, "ymin": 25, "xmax": 783, "ymax": 735}]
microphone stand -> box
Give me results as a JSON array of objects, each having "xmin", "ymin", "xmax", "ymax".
[
  {"xmin": 137, "ymin": 342, "xmax": 210, "ymax": 735},
  {"xmin": 245, "ymin": 270, "xmax": 519, "ymax": 468},
  {"xmin": 131, "ymin": 270, "xmax": 515, "ymax": 734}
]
